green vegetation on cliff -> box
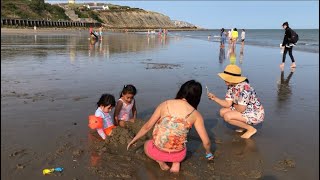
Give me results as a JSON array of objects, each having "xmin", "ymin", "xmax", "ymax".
[
  {"xmin": 74, "ymin": 9, "xmax": 103, "ymax": 23},
  {"xmin": 1, "ymin": 0, "xmax": 70, "ymax": 20},
  {"xmin": 1, "ymin": 1, "xmax": 197, "ymax": 29}
]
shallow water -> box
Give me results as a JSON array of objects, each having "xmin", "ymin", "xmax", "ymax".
[
  {"xmin": 171, "ymin": 29, "xmax": 319, "ymax": 53},
  {"xmin": 1, "ymin": 30, "xmax": 319, "ymax": 179}
]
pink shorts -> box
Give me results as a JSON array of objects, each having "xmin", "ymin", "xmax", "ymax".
[{"xmin": 144, "ymin": 140, "xmax": 186, "ymax": 163}]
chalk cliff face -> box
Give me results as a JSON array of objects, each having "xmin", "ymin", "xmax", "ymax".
[
  {"xmin": 172, "ymin": 20, "xmax": 197, "ymax": 28},
  {"xmin": 98, "ymin": 10, "xmax": 177, "ymax": 29}
]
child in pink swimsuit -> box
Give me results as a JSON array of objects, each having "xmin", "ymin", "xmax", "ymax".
[{"xmin": 114, "ymin": 85, "xmax": 137, "ymax": 127}]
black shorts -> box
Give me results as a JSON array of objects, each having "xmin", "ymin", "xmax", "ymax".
[{"xmin": 241, "ymin": 39, "xmax": 245, "ymax": 42}]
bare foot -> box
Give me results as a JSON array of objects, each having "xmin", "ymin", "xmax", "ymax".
[
  {"xmin": 170, "ymin": 162, "xmax": 180, "ymax": 173},
  {"xmin": 235, "ymin": 129, "xmax": 245, "ymax": 133},
  {"xmin": 156, "ymin": 161, "xmax": 169, "ymax": 171},
  {"xmin": 280, "ymin": 65, "xmax": 284, "ymax": 72},
  {"xmin": 241, "ymin": 128, "xmax": 257, "ymax": 139},
  {"xmin": 279, "ymin": 63, "xmax": 284, "ymax": 69},
  {"xmin": 290, "ymin": 63, "xmax": 296, "ymax": 68}
]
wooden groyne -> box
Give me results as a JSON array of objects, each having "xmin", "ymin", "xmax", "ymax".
[{"xmin": 1, "ymin": 18, "xmax": 101, "ymax": 28}]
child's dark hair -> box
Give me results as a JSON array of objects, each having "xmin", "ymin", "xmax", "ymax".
[
  {"xmin": 97, "ymin": 94, "xmax": 116, "ymax": 107},
  {"xmin": 120, "ymin": 84, "xmax": 137, "ymax": 98},
  {"xmin": 175, "ymin": 80, "xmax": 202, "ymax": 109}
]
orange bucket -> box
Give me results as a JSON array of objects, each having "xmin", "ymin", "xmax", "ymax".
[{"xmin": 88, "ymin": 115, "xmax": 103, "ymax": 129}]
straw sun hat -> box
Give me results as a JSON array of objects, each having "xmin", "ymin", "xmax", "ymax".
[{"xmin": 218, "ymin": 64, "xmax": 247, "ymax": 83}]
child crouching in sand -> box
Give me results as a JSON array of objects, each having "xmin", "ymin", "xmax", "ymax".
[
  {"xmin": 88, "ymin": 94, "xmax": 116, "ymax": 140},
  {"xmin": 114, "ymin": 85, "xmax": 137, "ymax": 127},
  {"xmin": 207, "ymin": 65, "xmax": 265, "ymax": 139}
]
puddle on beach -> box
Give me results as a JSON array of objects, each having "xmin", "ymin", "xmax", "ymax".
[{"xmin": 1, "ymin": 30, "xmax": 319, "ymax": 179}]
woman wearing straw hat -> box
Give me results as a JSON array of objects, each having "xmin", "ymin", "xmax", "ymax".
[{"xmin": 207, "ymin": 65, "xmax": 265, "ymax": 139}]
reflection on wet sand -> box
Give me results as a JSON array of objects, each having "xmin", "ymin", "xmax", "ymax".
[
  {"xmin": 240, "ymin": 44, "xmax": 244, "ymax": 64},
  {"xmin": 88, "ymin": 132, "xmax": 102, "ymax": 167},
  {"xmin": 219, "ymin": 46, "xmax": 226, "ymax": 64},
  {"xmin": 224, "ymin": 44, "xmax": 245, "ymax": 66},
  {"xmin": 86, "ymin": 33, "xmax": 170, "ymax": 58},
  {"xmin": 228, "ymin": 45, "xmax": 237, "ymax": 65},
  {"xmin": 277, "ymin": 68, "xmax": 295, "ymax": 102},
  {"xmin": 2, "ymin": 30, "xmax": 318, "ymax": 179},
  {"xmin": 1, "ymin": 32, "xmax": 171, "ymax": 62}
]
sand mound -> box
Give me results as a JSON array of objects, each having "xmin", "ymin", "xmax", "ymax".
[{"xmin": 89, "ymin": 119, "xmax": 152, "ymax": 155}]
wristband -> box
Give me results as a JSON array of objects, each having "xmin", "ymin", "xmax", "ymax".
[{"xmin": 206, "ymin": 153, "xmax": 213, "ymax": 159}]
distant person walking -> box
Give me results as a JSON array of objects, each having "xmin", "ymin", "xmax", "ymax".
[
  {"xmin": 158, "ymin": 28, "xmax": 162, "ymax": 36},
  {"xmin": 231, "ymin": 28, "xmax": 238, "ymax": 48},
  {"xmin": 99, "ymin": 26, "xmax": 103, "ymax": 39},
  {"xmin": 241, "ymin": 29, "xmax": 246, "ymax": 46},
  {"xmin": 89, "ymin": 26, "xmax": 93, "ymax": 36},
  {"xmin": 228, "ymin": 29, "xmax": 232, "ymax": 44},
  {"xmin": 280, "ymin": 22, "xmax": 296, "ymax": 69},
  {"xmin": 220, "ymin": 28, "xmax": 227, "ymax": 47}
]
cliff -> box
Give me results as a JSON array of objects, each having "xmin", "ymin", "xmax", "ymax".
[
  {"xmin": 1, "ymin": 1, "xmax": 197, "ymax": 29},
  {"xmin": 1, "ymin": 0, "xmax": 69, "ymax": 21},
  {"xmin": 172, "ymin": 20, "xmax": 197, "ymax": 28},
  {"xmin": 98, "ymin": 10, "xmax": 177, "ymax": 29}
]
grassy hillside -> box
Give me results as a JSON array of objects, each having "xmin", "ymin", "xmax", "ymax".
[
  {"xmin": 1, "ymin": 1, "xmax": 196, "ymax": 29},
  {"xmin": 1, "ymin": 0, "xmax": 70, "ymax": 20}
]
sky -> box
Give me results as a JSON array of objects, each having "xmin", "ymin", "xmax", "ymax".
[{"xmin": 46, "ymin": 1, "xmax": 319, "ymax": 29}]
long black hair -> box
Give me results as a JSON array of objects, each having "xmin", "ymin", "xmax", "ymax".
[
  {"xmin": 175, "ymin": 80, "xmax": 202, "ymax": 109},
  {"xmin": 120, "ymin": 84, "xmax": 137, "ymax": 98}
]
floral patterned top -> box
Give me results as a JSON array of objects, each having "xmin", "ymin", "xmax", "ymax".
[
  {"xmin": 225, "ymin": 81, "xmax": 264, "ymax": 124},
  {"xmin": 152, "ymin": 102, "xmax": 195, "ymax": 151}
]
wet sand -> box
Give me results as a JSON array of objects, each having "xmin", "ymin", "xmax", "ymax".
[{"xmin": 1, "ymin": 29, "xmax": 319, "ymax": 179}]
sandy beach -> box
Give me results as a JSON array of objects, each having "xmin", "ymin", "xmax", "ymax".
[
  {"xmin": 0, "ymin": 27, "xmax": 202, "ymax": 35},
  {"xmin": 1, "ymin": 28, "xmax": 319, "ymax": 179}
]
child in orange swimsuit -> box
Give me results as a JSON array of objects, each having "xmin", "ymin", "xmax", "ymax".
[{"xmin": 89, "ymin": 94, "xmax": 116, "ymax": 140}]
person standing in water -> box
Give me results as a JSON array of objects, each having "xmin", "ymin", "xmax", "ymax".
[
  {"xmin": 220, "ymin": 28, "xmax": 227, "ymax": 47},
  {"xmin": 241, "ymin": 29, "xmax": 246, "ymax": 46},
  {"xmin": 99, "ymin": 26, "xmax": 103, "ymax": 39},
  {"xmin": 231, "ymin": 28, "xmax": 239, "ymax": 49},
  {"xmin": 228, "ymin": 29, "xmax": 232, "ymax": 44},
  {"xmin": 280, "ymin": 22, "xmax": 296, "ymax": 69}
]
